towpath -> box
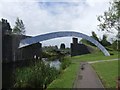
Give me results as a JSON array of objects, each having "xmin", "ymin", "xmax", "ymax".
[
  {"xmin": 73, "ymin": 58, "xmax": 119, "ymax": 88},
  {"xmin": 73, "ymin": 62, "xmax": 104, "ymax": 88}
]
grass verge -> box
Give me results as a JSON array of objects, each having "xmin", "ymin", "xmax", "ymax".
[
  {"xmin": 92, "ymin": 60, "xmax": 118, "ymax": 88},
  {"xmin": 47, "ymin": 62, "xmax": 79, "ymax": 88},
  {"xmin": 70, "ymin": 51, "xmax": 118, "ymax": 63},
  {"xmin": 47, "ymin": 51, "xmax": 118, "ymax": 88}
]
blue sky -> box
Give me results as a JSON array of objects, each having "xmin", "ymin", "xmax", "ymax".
[{"xmin": 0, "ymin": 0, "xmax": 117, "ymax": 47}]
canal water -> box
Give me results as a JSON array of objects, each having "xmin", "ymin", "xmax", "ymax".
[
  {"xmin": 42, "ymin": 58, "xmax": 61, "ymax": 70},
  {"xmin": 2, "ymin": 59, "xmax": 61, "ymax": 88}
]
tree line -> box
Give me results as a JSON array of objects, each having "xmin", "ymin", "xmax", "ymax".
[
  {"xmin": 80, "ymin": 31, "xmax": 119, "ymax": 50},
  {"xmin": 1, "ymin": 17, "xmax": 25, "ymax": 35}
]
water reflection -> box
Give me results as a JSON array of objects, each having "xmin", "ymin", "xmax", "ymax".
[{"xmin": 42, "ymin": 58, "xmax": 61, "ymax": 70}]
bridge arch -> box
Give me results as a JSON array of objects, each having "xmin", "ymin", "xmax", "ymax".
[{"xmin": 19, "ymin": 31, "xmax": 110, "ymax": 56}]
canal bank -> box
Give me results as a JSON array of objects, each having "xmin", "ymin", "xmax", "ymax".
[{"xmin": 2, "ymin": 57, "xmax": 64, "ymax": 89}]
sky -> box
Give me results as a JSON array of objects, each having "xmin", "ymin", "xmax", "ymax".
[{"xmin": 0, "ymin": 0, "xmax": 117, "ymax": 47}]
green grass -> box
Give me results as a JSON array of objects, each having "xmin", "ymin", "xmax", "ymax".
[
  {"xmin": 47, "ymin": 51, "xmax": 119, "ymax": 88},
  {"xmin": 71, "ymin": 51, "xmax": 118, "ymax": 63},
  {"xmin": 92, "ymin": 60, "xmax": 118, "ymax": 88},
  {"xmin": 47, "ymin": 62, "xmax": 79, "ymax": 88}
]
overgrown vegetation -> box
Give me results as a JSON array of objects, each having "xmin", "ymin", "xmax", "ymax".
[
  {"xmin": 42, "ymin": 45, "xmax": 70, "ymax": 60},
  {"xmin": 13, "ymin": 55, "xmax": 72, "ymax": 89},
  {"xmin": 13, "ymin": 61, "xmax": 59, "ymax": 89},
  {"xmin": 60, "ymin": 56, "xmax": 71, "ymax": 70}
]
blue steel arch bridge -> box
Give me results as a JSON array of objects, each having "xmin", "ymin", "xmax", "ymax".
[{"xmin": 19, "ymin": 31, "xmax": 110, "ymax": 56}]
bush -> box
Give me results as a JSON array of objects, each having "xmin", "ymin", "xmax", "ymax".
[
  {"xmin": 60, "ymin": 57, "xmax": 71, "ymax": 70},
  {"xmin": 14, "ymin": 61, "xmax": 59, "ymax": 89}
]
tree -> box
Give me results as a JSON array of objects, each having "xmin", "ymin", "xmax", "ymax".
[
  {"xmin": 111, "ymin": 40, "xmax": 120, "ymax": 50},
  {"xmin": 1, "ymin": 18, "xmax": 12, "ymax": 35},
  {"xmin": 55, "ymin": 45, "xmax": 58, "ymax": 50},
  {"xmin": 91, "ymin": 31, "xmax": 100, "ymax": 42},
  {"xmin": 80, "ymin": 31, "xmax": 100, "ymax": 46},
  {"xmin": 97, "ymin": 0, "xmax": 120, "ymax": 38},
  {"xmin": 100, "ymin": 34, "xmax": 111, "ymax": 47},
  {"xmin": 13, "ymin": 17, "xmax": 25, "ymax": 35}
]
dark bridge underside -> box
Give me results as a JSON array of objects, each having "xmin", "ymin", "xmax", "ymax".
[{"xmin": 19, "ymin": 31, "xmax": 110, "ymax": 56}]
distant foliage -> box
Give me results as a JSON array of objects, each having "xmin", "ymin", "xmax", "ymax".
[
  {"xmin": 111, "ymin": 40, "xmax": 120, "ymax": 51},
  {"xmin": 100, "ymin": 34, "xmax": 111, "ymax": 47},
  {"xmin": 80, "ymin": 31, "xmax": 111, "ymax": 47},
  {"xmin": 91, "ymin": 31, "xmax": 100, "ymax": 42},
  {"xmin": 1, "ymin": 18, "xmax": 12, "ymax": 35},
  {"xmin": 80, "ymin": 31, "xmax": 100, "ymax": 46},
  {"xmin": 1, "ymin": 18, "xmax": 26, "ymax": 35},
  {"xmin": 13, "ymin": 17, "xmax": 26, "ymax": 35}
]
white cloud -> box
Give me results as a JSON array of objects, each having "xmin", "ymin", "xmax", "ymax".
[
  {"xmin": 0, "ymin": 0, "xmax": 113, "ymax": 47},
  {"xmin": 86, "ymin": 0, "xmax": 111, "ymax": 6}
]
